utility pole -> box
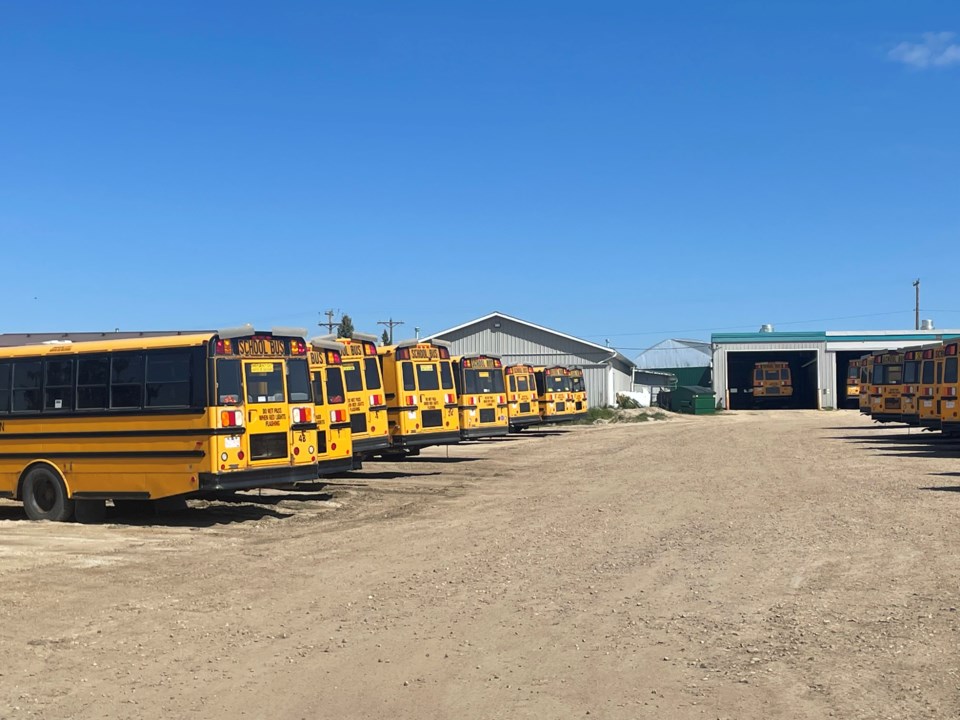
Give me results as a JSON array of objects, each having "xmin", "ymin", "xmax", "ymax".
[
  {"xmin": 913, "ymin": 279, "xmax": 920, "ymax": 330},
  {"xmin": 377, "ymin": 317, "xmax": 404, "ymax": 344},
  {"xmin": 320, "ymin": 309, "xmax": 338, "ymax": 334}
]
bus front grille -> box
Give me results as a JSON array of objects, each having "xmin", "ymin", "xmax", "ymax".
[
  {"xmin": 479, "ymin": 409, "xmax": 495, "ymax": 424},
  {"xmin": 250, "ymin": 432, "xmax": 287, "ymax": 461},
  {"xmin": 421, "ymin": 409, "xmax": 443, "ymax": 428},
  {"xmin": 519, "ymin": 402, "xmax": 531, "ymax": 413},
  {"xmin": 350, "ymin": 413, "xmax": 367, "ymax": 433}
]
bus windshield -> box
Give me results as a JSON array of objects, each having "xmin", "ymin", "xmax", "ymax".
[
  {"xmin": 547, "ymin": 375, "xmax": 571, "ymax": 393},
  {"xmin": 343, "ymin": 361, "xmax": 363, "ymax": 392},
  {"xmin": 464, "ymin": 369, "xmax": 505, "ymax": 394},
  {"xmin": 245, "ymin": 362, "xmax": 285, "ymax": 404}
]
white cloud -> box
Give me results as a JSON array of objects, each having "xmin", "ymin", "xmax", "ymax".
[{"xmin": 889, "ymin": 32, "xmax": 960, "ymax": 68}]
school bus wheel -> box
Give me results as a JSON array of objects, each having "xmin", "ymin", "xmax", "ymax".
[{"xmin": 21, "ymin": 465, "xmax": 75, "ymax": 522}]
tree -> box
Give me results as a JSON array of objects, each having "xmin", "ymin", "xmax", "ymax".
[
  {"xmin": 381, "ymin": 329, "xmax": 390, "ymax": 346},
  {"xmin": 337, "ymin": 314, "xmax": 355, "ymax": 339}
]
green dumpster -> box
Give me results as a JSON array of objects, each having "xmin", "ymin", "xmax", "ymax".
[{"xmin": 670, "ymin": 385, "xmax": 716, "ymax": 415}]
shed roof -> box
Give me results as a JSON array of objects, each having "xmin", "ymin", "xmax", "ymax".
[
  {"xmin": 634, "ymin": 338, "xmax": 711, "ymax": 369},
  {"xmin": 425, "ymin": 311, "xmax": 635, "ymax": 368}
]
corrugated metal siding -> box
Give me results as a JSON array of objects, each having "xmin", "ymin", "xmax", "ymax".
[{"xmin": 433, "ymin": 317, "xmax": 630, "ymax": 408}]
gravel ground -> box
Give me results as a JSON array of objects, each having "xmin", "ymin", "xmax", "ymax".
[{"xmin": 1, "ymin": 410, "xmax": 959, "ymax": 719}]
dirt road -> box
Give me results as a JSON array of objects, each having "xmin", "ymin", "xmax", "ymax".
[{"xmin": 2, "ymin": 411, "xmax": 959, "ymax": 719}]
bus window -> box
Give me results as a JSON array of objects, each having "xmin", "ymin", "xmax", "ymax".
[
  {"xmin": 417, "ymin": 363, "xmax": 440, "ymax": 391},
  {"xmin": 286, "ymin": 358, "xmax": 312, "ymax": 403},
  {"xmin": 217, "ymin": 359, "xmax": 242, "ymax": 405},
  {"xmin": 245, "ymin": 362, "xmax": 284, "ymax": 404},
  {"xmin": 945, "ymin": 357, "xmax": 959, "ymax": 385},
  {"xmin": 872, "ymin": 364, "xmax": 884, "ymax": 385},
  {"xmin": 780, "ymin": 369, "xmax": 789, "ymax": 380},
  {"xmin": 77, "ymin": 356, "xmax": 109, "ymax": 409},
  {"xmin": 343, "ymin": 361, "xmax": 363, "ymax": 393},
  {"xmin": 903, "ymin": 361, "xmax": 920, "ymax": 384},
  {"xmin": 312, "ymin": 371, "xmax": 325, "ymax": 406},
  {"xmin": 111, "ymin": 354, "xmax": 144, "ymax": 409},
  {"xmin": 922, "ymin": 361, "xmax": 934, "ymax": 384},
  {"xmin": 886, "ymin": 365, "xmax": 903, "ymax": 385},
  {"xmin": 516, "ymin": 374, "xmax": 530, "ymax": 392},
  {"xmin": 326, "ymin": 367, "xmax": 346, "ymax": 404},
  {"xmin": 401, "ymin": 362, "xmax": 415, "ymax": 391},
  {"xmin": 45, "ymin": 358, "xmax": 75, "ymax": 411},
  {"xmin": 764, "ymin": 370, "xmax": 779, "ymax": 381},
  {"xmin": 363, "ymin": 358, "xmax": 382, "ymax": 390},
  {"xmin": 508, "ymin": 375, "xmax": 517, "ymax": 392},
  {"xmin": 465, "ymin": 369, "xmax": 504, "ymax": 394},
  {"xmin": 145, "ymin": 351, "xmax": 192, "ymax": 408},
  {"xmin": 754, "ymin": 369, "xmax": 763, "ymax": 382},
  {"xmin": 440, "ymin": 362, "xmax": 454, "ymax": 390}
]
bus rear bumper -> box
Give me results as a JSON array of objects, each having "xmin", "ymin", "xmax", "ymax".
[
  {"xmin": 460, "ymin": 426, "xmax": 509, "ymax": 440},
  {"xmin": 317, "ymin": 456, "xmax": 355, "ymax": 477},
  {"xmin": 899, "ymin": 413, "xmax": 920, "ymax": 426},
  {"xmin": 198, "ymin": 464, "xmax": 320, "ymax": 492},
  {"xmin": 508, "ymin": 416, "xmax": 541, "ymax": 430},
  {"xmin": 871, "ymin": 414, "xmax": 901, "ymax": 424},
  {"xmin": 391, "ymin": 430, "xmax": 462, "ymax": 449},
  {"xmin": 352, "ymin": 435, "xmax": 392, "ymax": 456},
  {"xmin": 920, "ymin": 418, "xmax": 941, "ymax": 430}
]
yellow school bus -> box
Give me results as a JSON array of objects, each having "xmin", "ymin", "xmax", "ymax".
[
  {"xmin": 899, "ymin": 347, "xmax": 923, "ymax": 426},
  {"xmin": 308, "ymin": 339, "xmax": 354, "ymax": 475},
  {"xmin": 0, "ymin": 328, "xmax": 318, "ymax": 522},
  {"xmin": 451, "ymin": 354, "xmax": 509, "ymax": 440},
  {"xmin": 534, "ymin": 366, "xmax": 576, "ymax": 424},
  {"xmin": 869, "ymin": 350, "xmax": 904, "ymax": 423},
  {"xmin": 379, "ymin": 339, "xmax": 460, "ymax": 453},
  {"xmin": 845, "ymin": 359, "xmax": 861, "ymax": 408},
  {"xmin": 504, "ymin": 363, "xmax": 541, "ymax": 431},
  {"xmin": 569, "ymin": 367, "xmax": 589, "ymax": 421},
  {"xmin": 937, "ymin": 342, "xmax": 960, "ymax": 436},
  {"xmin": 918, "ymin": 343, "xmax": 945, "ymax": 430},
  {"xmin": 859, "ymin": 354, "xmax": 875, "ymax": 415},
  {"xmin": 327, "ymin": 333, "xmax": 390, "ymax": 461},
  {"xmin": 752, "ymin": 361, "xmax": 793, "ymax": 402}
]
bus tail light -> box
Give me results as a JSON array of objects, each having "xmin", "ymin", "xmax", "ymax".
[
  {"xmin": 405, "ymin": 395, "xmax": 416, "ymax": 406},
  {"xmin": 221, "ymin": 410, "xmax": 243, "ymax": 427},
  {"xmin": 330, "ymin": 409, "xmax": 346, "ymax": 423},
  {"xmin": 946, "ymin": 388, "xmax": 957, "ymax": 398},
  {"xmin": 292, "ymin": 406, "xmax": 313, "ymax": 424},
  {"xmin": 445, "ymin": 393, "xmax": 455, "ymax": 404},
  {"xmin": 469, "ymin": 396, "xmax": 476, "ymax": 406},
  {"xmin": 370, "ymin": 393, "xmax": 383, "ymax": 406}
]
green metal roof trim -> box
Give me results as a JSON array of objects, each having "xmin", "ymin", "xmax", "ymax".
[
  {"xmin": 711, "ymin": 331, "xmax": 827, "ymax": 343},
  {"xmin": 825, "ymin": 333, "xmax": 960, "ymax": 343},
  {"xmin": 712, "ymin": 330, "xmax": 960, "ymax": 345}
]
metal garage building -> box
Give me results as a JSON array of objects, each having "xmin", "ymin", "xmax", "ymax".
[
  {"xmin": 425, "ymin": 312, "xmax": 635, "ymax": 408},
  {"xmin": 712, "ymin": 328, "xmax": 960, "ymax": 410}
]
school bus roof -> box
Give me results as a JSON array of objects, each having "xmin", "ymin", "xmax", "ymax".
[
  {"xmin": 391, "ymin": 338, "xmax": 452, "ymax": 350},
  {"xmin": 0, "ymin": 332, "xmax": 214, "ymax": 358},
  {"xmin": 309, "ymin": 338, "xmax": 343, "ymax": 353}
]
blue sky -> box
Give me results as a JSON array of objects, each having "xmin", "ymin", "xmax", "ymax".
[{"xmin": 2, "ymin": 1, "xmax": 959, "ymax": 355}]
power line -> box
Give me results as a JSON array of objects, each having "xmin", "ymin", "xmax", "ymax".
[
  {"xmin": 377, "ymin": 317, "xmax": 404, "ymax": 344},
  {"xmin": 319, "ymin": 309, "xmax": 339, "ymax": 334}
]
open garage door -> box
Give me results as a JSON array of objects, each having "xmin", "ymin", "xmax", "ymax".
[
  {"xmin": 834, "ymin": 350, "xmax": 864, "ymax": 409},
  {"xmin": 726, "ymin": 350, "xmax": 819, "ymax": 410}
]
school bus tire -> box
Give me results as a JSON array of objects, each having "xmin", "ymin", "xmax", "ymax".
[{"xmin": 22, "ymin": 465, "xmax": 75, "ymax": 522}]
